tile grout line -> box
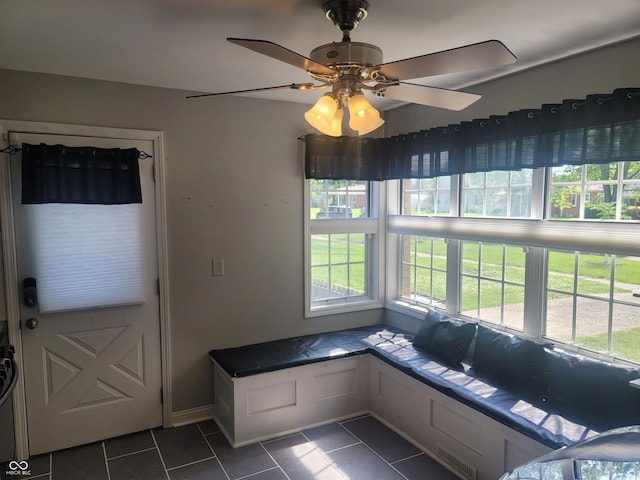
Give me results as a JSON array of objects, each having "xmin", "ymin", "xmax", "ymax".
[
  {"xmin": 18, "ymin": 473, "xmax": 49, "ymax": 480},
  {"xmin": 259, "ymin": 431, "xmax": 305, "ymax": 446},
  {"xmin": 149, "ymin": 429, "xmax": 171, "ymax": 480},
  {"xmin": 234, "ymin": 466, "xmax": 284, "ymax": 480},
  {"xmin": 101, "ymin": 441, "xmax": 112, "ymax": 480},
  {"xmin": 105, "ymin": 446, "xmax": 159, "ymax": 461},
  {"xmin": 164, "ymin": 456, "xmax": 217, "ymax": 472},
  {"xmin": 389, "ymin": 451, "xmax": 425, "ymax": 465},
  {"xmin": 298, "ymin": 431, "xmax": 350, "ymax": 480},
  {"xmin": 197, "ymin": 423, "xmax": 231, "ymax": 480},
  {"xmin": 337, "ymin": 417, "xmax": 411, "ymax": 480},
  {"xmin": 322, "ymin": 440, "xmax": 363, "ymax": 454},
  {"xmin": 338, "ymin": 414, "xmax": 371, "ymax": 427},
  {"xmin": 257, "ymin": 438, "xmax": 292, "ymax": 480}
]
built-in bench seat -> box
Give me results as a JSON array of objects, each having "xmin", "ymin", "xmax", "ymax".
[{"xmin": 209, "ymin": 319, "xmax": 640, "ymax": 479}]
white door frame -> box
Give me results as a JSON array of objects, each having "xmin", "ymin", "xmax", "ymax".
[{"xmin": 0, "ymin": 120, "xmax": 172, "ymax": 460}]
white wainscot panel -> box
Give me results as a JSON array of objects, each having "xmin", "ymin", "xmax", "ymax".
[
  {"xmin": 502, "ymin": 430, "xmax": 551, "ymax": 474},
  {"xmin": 313, "ymin": 368, "xmax": 357, "ymax": 400},
  {"xmin": 430, "ymin": 398, "xmax": 483, "ymax": 455},
  {"xmin": 247, "ymin": 380, "xmax": 296, "ymax": 414},
  {"xmin": 378, "ymin": 369, "xmax": 421, "ymax": 415}
]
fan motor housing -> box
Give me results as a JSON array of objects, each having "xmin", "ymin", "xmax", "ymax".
[{"xmin": 310, "ymin": 41, "xmax": 383, "ymax": 68}]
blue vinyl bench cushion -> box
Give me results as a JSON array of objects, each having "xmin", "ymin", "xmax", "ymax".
[{"xmin": 209, "ymin": 324, "xmax": 639, "ymax": 450}]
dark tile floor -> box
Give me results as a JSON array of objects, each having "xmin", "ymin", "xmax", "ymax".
[{"xmin": 1, "ymin": 415, "xmax": 459, "ymax": 480}]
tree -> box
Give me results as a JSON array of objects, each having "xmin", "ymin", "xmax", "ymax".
[{"xmin": 551, "ymin": 186, "xmax": 577, "ymax": 217}]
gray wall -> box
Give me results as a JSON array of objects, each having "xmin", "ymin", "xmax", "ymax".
[
  {"xmin": 0, "ymin": 71, "xmax": 384, "ymax": 413},
  {"xmin": 385, "ymin": 36, "xmax": 640, "ymax": 134},
  {"xmin": 0, "ymin": 35, "xmax": 637, "ymax": 414}
]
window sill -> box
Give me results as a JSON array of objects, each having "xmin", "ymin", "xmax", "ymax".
[
  {"xmin": 384, "ymin": 299, "xmax": 432, "ymax": 320},
  {"xmin": 306, "ymin": 298, "xmax": 383, "ymax": 318}
]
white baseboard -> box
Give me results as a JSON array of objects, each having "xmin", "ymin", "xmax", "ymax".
[{"xmin": 171, "ymin": 404, "xmax": 215, "ymax": 427}]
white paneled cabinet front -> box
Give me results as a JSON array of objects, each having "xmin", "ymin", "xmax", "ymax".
[
  {"xmin": 367, "ymin": 356, "xmax": 550, "ymax": 480},
  {"xmin": 212, "ymin": 354, "xmax": 550, "ymax": 478},
  {"xmin": 211, "ymin": 355, "xmax": 369, "ymax": 447}
]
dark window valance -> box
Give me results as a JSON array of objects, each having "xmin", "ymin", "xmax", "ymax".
[
  {"xmin": 22, "ymin": 143, "xmax": 143, "ymax": 204},
  {"xmin": 304, "ymin": 88, "xmax": 640, "ymax": 180}
]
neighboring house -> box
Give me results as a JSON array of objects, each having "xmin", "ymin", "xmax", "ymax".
[
  {"xmin": 552, "ymin": 183, "xmax": 640, "ymax": 219},
  {"xmin": 315, "ymin": 183, "xmax": 367, "ymax": 212}
]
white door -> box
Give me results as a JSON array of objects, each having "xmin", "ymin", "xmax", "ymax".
[{"xmin": 10, "ymin": 132, "xmax": 162, "ymax": 455}]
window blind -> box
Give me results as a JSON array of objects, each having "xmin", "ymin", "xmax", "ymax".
[{"xmin": 25, "ymin": 204, "xmax": 145, "ymax": 314}]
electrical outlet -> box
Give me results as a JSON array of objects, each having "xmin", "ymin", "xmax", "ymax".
[{"xmin": 212, "ymin": 259, "xmax": 225, "ymax": 276}]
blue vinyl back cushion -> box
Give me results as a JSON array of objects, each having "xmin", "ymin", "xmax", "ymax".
[
  {"xmin": 412, "ymin": 310, "xmax": 476, "ymax": 370},
  {"xmin": 546, "ymin": 349, "xmax": 640, "ymax": 430},
  {"xmin": 415, "ymin": 308, "xmax": 448, "ymax": 331},
  {"xmin": 473, "ymin": 324, "xmax": 549, "ymax": 399}
]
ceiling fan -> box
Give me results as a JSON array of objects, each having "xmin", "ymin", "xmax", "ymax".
[{"xmin": 187, "ymin": 0, "xmax": 517, "ymax": 136}]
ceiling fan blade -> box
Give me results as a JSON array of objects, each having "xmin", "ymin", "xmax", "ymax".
[
  {"xmin": 228, "ymin": 38, "xmax": 336, "ymax": 76},
  {"xmin": 186, "ymin": 83, "xmax": 315, "ymax": 99},
  {"xmin": 380, "ymin": 83, "xmax": 481, "ymax": 111},
  {"xmin": 376, "ymin": 40, "xmax": 516, "ymax": 81}
]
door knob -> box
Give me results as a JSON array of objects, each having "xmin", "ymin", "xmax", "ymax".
[{"xmin": 25, "ymin": 318, "xmax": 39, "ymax": 330}]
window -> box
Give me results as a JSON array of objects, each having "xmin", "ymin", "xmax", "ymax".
[
  {"xmin": 570, "ymin": 192, "xmax": 578, "ymax": 207},
  {"xmin": 460, "ymin": 242, "xmax": 526, "ymax": 331},
  {"xmin": 310, "ymin": 233, "xmax": 368, "ymax": 302},
  {"xmin": 305, "ymin": 180, "xmax": 383, "ymax": 316},
  {"xmin": 387, "ymin": 161, "xmax": 639, "ymax": 364},
  {"xmin": 463, "ymin": 170, "xmax": 533, "ymax": 218},
  {"xmin": 402, "ymin": 177, "xmax": 451, "ymax": 216},
  {"xmin": 545, "ymin": 250, "xmax": 640, "ymax": 362},
  {"xmin": 549, "ymin": 161, "xmax": 640, "ymax": 221},
  {"xmin": 399, "ymin": 236, "xmax": 447, "ymax": 308}
]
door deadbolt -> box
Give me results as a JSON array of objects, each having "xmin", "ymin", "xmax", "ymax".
[
  {"xmin": 25, "ymin": 318, "xmax": 39, "ymax": 330},
  {"xmin": 23, "ymin": 278, "xmax": 38, "ymax": 307}
]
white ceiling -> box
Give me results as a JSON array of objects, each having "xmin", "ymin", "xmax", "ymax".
[{"xmin": 1, "ymin": 0, "xmax": 639, "ymax": 110}]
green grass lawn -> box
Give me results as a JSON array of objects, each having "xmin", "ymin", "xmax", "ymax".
[
  {"xmin": 578, "ymin": 327, "xmax": 640, "ymax": 362},
  {"xmin": 311, "ymin": 234, "xmax": 366, "ymax": 293},
  {"xmin": 548, "ymin": 250, "xmax": 640, "ymax": 284},
  {"xmin": 311, "ymin": 236, "xmax": 639, "ymax": 327}
]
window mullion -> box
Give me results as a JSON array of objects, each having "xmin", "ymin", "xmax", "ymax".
[
  {"xmin": 476, "ymin": 243, "xmax": 482, "ymax": 318},
  {"xmin": 346, "ymin": 233, "xmax": 351, "ymax": 297},
  {"xmin": 445, "ymin": 238, "xmax": 461, "ymax": 316},
  {"xmin": 608, "ymin": 256, "xmax": 616, "ymax": 352},
  {"xmin": 616, "ymin": 162, "xmax": 624, "ymax": 220},
  {"xmin": 532, "ymin": 167, "xmax": 546, "ymax": 219},
  {"xmin": 412, "ymin": 237, "xmax": 418, "ymax": 302},
  {"xmin": 500, "ymin": 245, "xmax": 506, "ymax": 324},
  {"xmin": 523, "ymin": 246, "xmax": 546, "ymax": 338},
  {"xmin": 571, "ymin": 252, "xmax": 580, "ymax": 342}
]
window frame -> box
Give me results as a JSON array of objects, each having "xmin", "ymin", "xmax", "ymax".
[
  {"xmin": 386, "ymin": 163, "xmax": 640, "ymax": 364},
  {"xmin": 304, "ymin": 180, "xmax": 385, "ymax": 317},
  {"xmin": 304, "ymin": 159, "xmax": 639, "ymax": 363}
]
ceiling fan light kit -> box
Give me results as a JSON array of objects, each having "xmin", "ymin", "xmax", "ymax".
[
  {"xmin": 347, "ymin": 92, "xmax": 384, "ymax": 134},
  {"xmin": 304, "ymin": 88, "xmax": 383, "ymax": 136},
  {"xmin": 304, "ymin": 93, "xmax": 343, "ymax": 136},
  {"xmin": 188, "ymin": 0, "xmax": 517, "ymax": 137}
]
